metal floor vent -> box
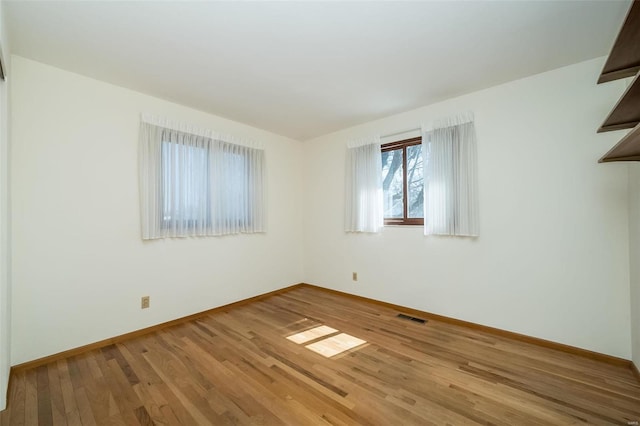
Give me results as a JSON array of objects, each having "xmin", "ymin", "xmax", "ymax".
[{"xmin": 397, "ymin": 313, "xmax": 427, "ymax": 324}]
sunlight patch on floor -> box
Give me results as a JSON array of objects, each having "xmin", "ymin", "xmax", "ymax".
[
  {"xmin": 305, "ymin": 333, "xmax": 367, "ymax": 358},
  {"xmin": 286, "ymin": 325, "xmax": 338, "ymax": 344},
  {"xmin": 286, "ymin": 321, "xmax": 367, "ymax": 358}
]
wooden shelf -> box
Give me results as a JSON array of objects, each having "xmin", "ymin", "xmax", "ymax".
[
  {"xmin": 598, "ymin": 1, "xmax": 640, "ymax": 84},
  {"xmin": 598, "ymin": 72, "xmax": 640, "ymax": 133},
  {"xmin": 597, "ymin": 1, "xmax": 640, "ymax": 163},
  {"xmin": 599, "ymin": 124, "xmax": 640, "ymax": 163}
]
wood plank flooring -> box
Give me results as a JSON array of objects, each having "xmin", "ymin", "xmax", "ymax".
[{"xmin": 2, "ymin": 286, "xmax": 639, "ymax": 425}]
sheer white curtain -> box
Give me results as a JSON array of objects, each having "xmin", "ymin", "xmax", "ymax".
[
  {"xmin": 345, "ymin": 138, "xmax": 383, "ymax": 233},
  {"xmin": 422, "ymin": 116, "xmax": 479, "ymax": 236},
  {"xmin": 210, "ymin": 139, "xmax": 266, "ymax": 234},
  {"xmin": 139, "ymin": 116, "xmax": 265, "ymax": 239}
]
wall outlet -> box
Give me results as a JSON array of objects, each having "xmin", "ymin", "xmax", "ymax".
[
  {"xmin": 141, "ymin": 296, "xmax": 150, "ymax": 309},
  {"xmin": 352, "ymin": 272, "xmax": 358, "ymax": 281}
]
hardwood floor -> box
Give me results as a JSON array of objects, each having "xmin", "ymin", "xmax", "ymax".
[{"xmin": 2, "ymin": 286, "xmax": 639, "ymax": 425}]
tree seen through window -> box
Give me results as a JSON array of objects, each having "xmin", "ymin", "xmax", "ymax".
[{"xmin": 381, "ymin": 137, "xmax": 424, "ymax": 225}]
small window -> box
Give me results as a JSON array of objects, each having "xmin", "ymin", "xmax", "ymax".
[{"xmin": 381, "ymin": 137, "xmax": 424, "ymax": 225}]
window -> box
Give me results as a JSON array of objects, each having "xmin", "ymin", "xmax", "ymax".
[
  {"xmin": 139, "ymin": 120, "xmax": 266, "ymax": 239},
  {"xmin": 161, "ymin": 140, "xmax": 211, "ymax": 228},
  {"xmin": 210, "ymin": 141, "xmax": 265, "ymax": 231},
  {"xmin": 381, "ymin": 137, "xmax": 423, "ymax": 225}
]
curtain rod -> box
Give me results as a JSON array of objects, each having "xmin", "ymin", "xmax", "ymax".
[{"xmin": 380, "ymin": 127, "xmax": 421, "ymax": 140}]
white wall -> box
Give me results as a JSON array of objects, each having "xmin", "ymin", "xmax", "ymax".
[
  {"xmin": 8, "ymin": 52, "xmax": 636, "ymax": 367},
  {"xmin": 10, "ymin": 56, "xmax": 304, "ymax": 365},
  {"xmin": 0, "ymin": 0, "xmax": 10, "ymax": 411},
  {"xmin": 629, "ymin": 163, "xmax": 640, "ymax": 368},
  {"xmin": 303, "ymin": 57, "xmax": 632, "ymax": 358}
]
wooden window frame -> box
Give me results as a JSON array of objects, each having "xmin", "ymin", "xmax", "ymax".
[{"xmin": 381, "ymin": 137, "xmax": 424, "ymax": 226}]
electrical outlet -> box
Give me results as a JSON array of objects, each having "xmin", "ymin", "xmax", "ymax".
[
  {"xmin": 141, "ymin": 296, "xmax": 150, "ymax": 309},
  {"xmin": 352, "ymin": 272, "xmax": 358, "ymax": 281}
]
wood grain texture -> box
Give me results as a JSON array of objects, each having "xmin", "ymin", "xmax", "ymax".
[
  {"xmin": 11, "ymin": 284, "xmax": 302, "ymax": 373},
  {"xmin": 301, "ymin": 283, "xmax": 632, "ymax": 368},
  {"xmin": 2, "ymin": 285, "xmax": 639, "ymax": 425},
  {"xmin": 597, "ymin": 0, "xmax": 640, "ymax": 162},
  {"xmin": 598, "ymin": 0, "xmax": 640, "ymax": 83},
  {"xmin": 598, "ymin": 72, "xmax": 640, "ymax": 133},
  {"xmin": 600, "ymin": 123, "xmax": 640, "ymax": 163}
]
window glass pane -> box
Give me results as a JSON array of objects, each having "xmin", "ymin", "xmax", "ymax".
[
  {"xmin": 381, "ymin": 148, "xmax": 403, "ymax": 218},
  {"xmin": 406, "ymin": 144, "xmax": 424, "ymax": 218}
]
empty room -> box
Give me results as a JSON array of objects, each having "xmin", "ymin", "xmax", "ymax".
[{"xmin": 0, "ymin": 0, "xmax": 639, "ymax": 424}]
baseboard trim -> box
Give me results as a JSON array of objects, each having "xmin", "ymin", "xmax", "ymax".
[
  {"xmin": 10, "ymin": 282, "xmax": 635, "ymax": 378},
  {"xmin": 1, "ymin": 372, "xmax": 12, "ymax": 413},
  {"xmin": 299, "ymin": 283, "xmax": 633, "ymax": 369},
  {"xmin": 632, "ymin": 361, "xmax": 640, "ymax": 382},
  {"xmin": 10, "ymin": 283, "xmax": 304, "ymax": 374}
]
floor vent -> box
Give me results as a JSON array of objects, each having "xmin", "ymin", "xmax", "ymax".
[{"xmin": 397, "ymin": 313, "xmax": 427, "ymax": 324}]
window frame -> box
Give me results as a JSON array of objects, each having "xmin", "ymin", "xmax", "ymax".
[{"xmin": 381, "ymin": 136, "xmax": 424, "ymax": 226}]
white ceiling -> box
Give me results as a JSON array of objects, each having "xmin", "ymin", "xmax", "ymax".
[{"xmin": 5, "ymin": 1, "xmax": 631, "ymax": 141}]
